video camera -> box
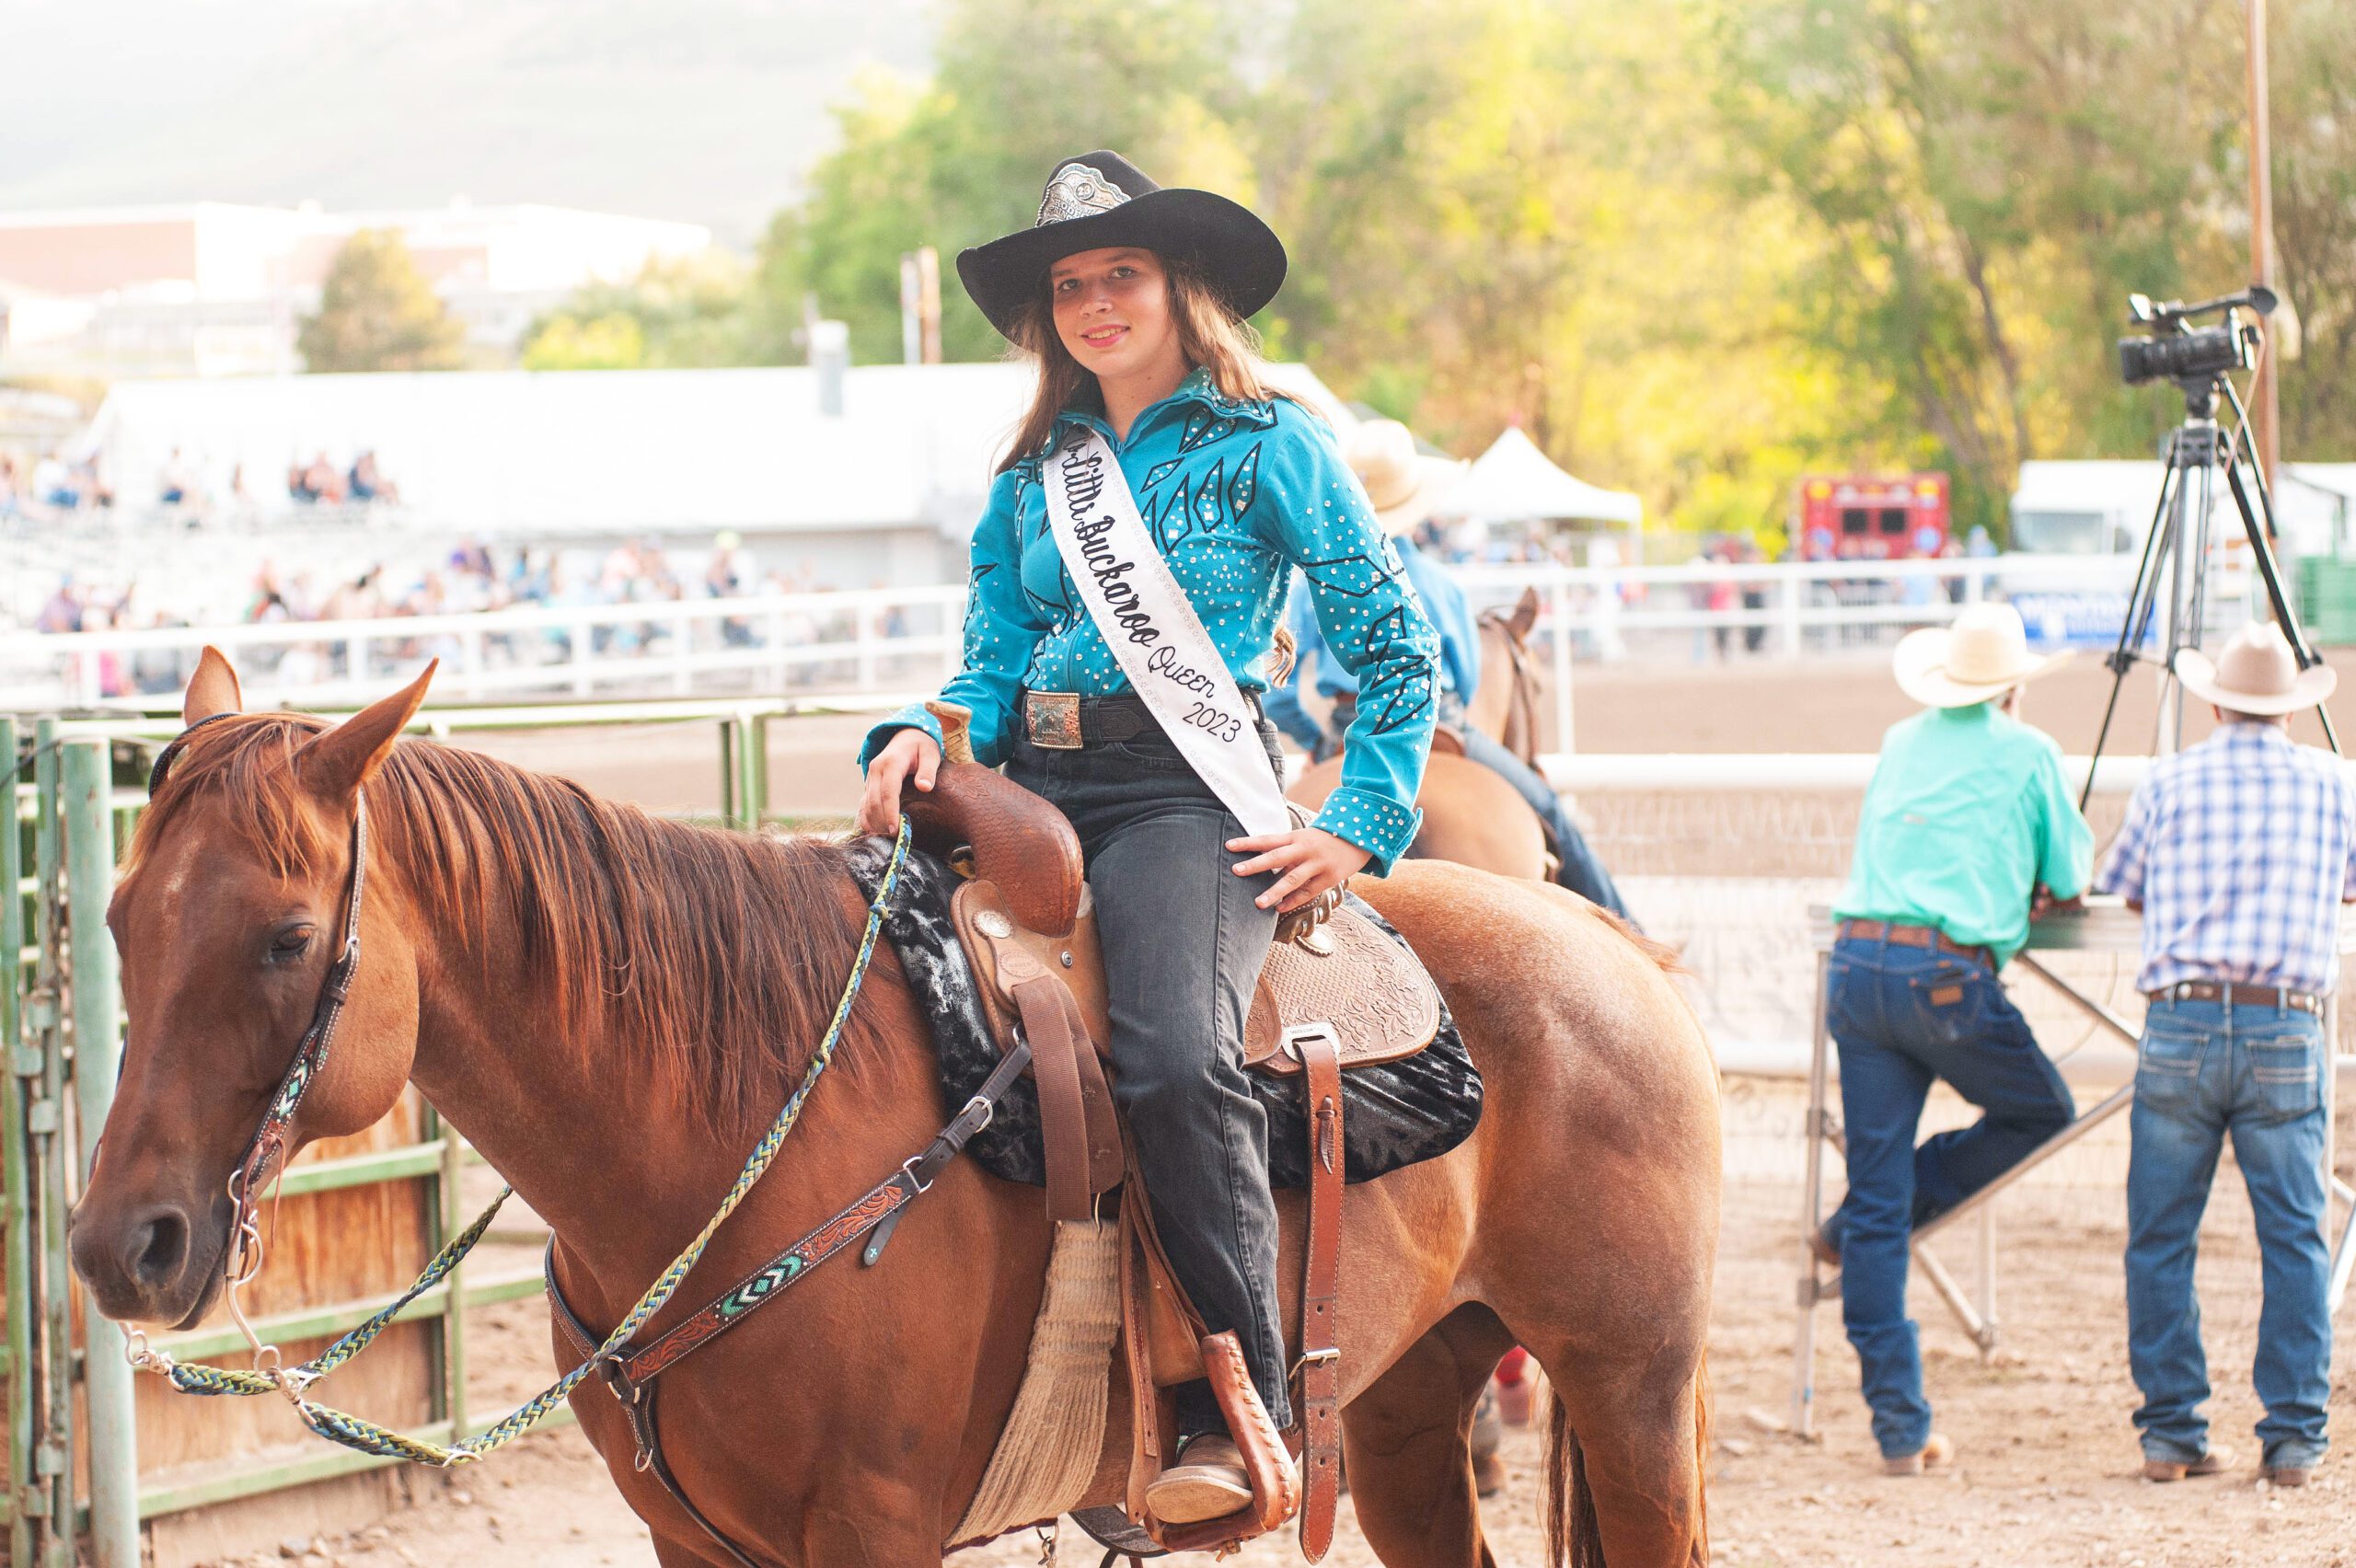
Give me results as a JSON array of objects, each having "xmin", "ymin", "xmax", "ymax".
[{"xmin": 2117, "ymin": 286, "xmax": 2275, "ymax": 388}]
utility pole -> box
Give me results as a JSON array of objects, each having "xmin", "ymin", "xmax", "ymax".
[
  {"xmin": 898, "ymin": 248, "xmax": 943, "ymax": 366},
  {"xmin": 2246, "ymin": 0, "xmax": 2279, "ymax": 486}
]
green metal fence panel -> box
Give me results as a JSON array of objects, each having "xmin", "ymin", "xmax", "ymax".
[
  {"xmin": 31, "ymin": 722, "xmax": 72, "ymax": 1568},
  {"xmin": 4, "ymin": 693, "xmax": 815, "ymax": 1559},
  {"xmin": 3, "ymin": 719, "xmax": 34, "ymax": 1566},
  {"xmin": 61, "ymin": 743, "xmax": 138, "ymax": 1568}
]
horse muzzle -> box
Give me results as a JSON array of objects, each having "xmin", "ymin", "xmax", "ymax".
[{"xmin": 69, "ymin": 1190, "xmax": 233, "ymax": 1330}]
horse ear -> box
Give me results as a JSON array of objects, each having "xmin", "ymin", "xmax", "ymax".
[
  {"xmin": 296, "ymin": 661, "xmax": 436, "ymax": 801},
  {"xmin": 1508, "ymin": 587, "xmax": 1540, "ymax": 641},
  {"xmin": 183, "ymin": 646, "xmax": 244, "ymax": 726}
]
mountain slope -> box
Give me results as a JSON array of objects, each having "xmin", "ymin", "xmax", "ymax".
[{"xmin": 0, "ymin": 0, "xmax": 932, "ymax": 242}]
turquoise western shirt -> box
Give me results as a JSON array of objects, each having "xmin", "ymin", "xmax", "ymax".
[
  {"xmin": 1832, "ymin": 703, "xmax": 2093, "ymax": 966},
  {"xmin": 861, "ymin": 369, "xmax": 1440, "ymax": 873}
]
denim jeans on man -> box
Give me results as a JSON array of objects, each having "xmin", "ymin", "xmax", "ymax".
[
  {"xmin": 2127, "ymin": 997, "xmax": 2331, "ymax": 1470},
  {"xmin": 1005, "ymin": 719, "xmax": 1291, "ymax": 1435},
  {"xmin": 1824, "ymin": 933, "xmax": 2074, "ymax": 1457}
]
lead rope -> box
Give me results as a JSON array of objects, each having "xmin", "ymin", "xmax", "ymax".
[{"xmin": 124, "ymin": 820, "xmax": 914, "ymax": 1467}]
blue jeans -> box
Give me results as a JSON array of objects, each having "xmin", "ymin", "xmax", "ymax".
[
  {"xmin": 2126, "ymin": 997, "xmax": 2331, "ymax": 1470},
  {"xmin": 1006, "ymin": 721, "xmax": 1291, "ymax": 1435},
  {"xmin": 1823, "ymin": 935, "xmax": 2074, "ymax": 1457}
]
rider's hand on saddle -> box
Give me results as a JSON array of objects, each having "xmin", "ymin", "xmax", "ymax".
[
  {"xmin": 856, "ymin": 729, "xmax": 942, "ymax": 837},
  {"xmin": 1225, "ymin": 827, "xmax": 1373, "ymax": 914}
]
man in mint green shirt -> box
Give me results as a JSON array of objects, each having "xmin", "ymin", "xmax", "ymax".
[{"xmin": 1819, "ymin": 604, "xmax": 2093, "ymax": 1473}]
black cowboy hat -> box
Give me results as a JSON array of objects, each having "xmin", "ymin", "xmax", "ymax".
[{"xmin": 956, "ymin": 150, "xmax": 1288, "ymax": 341}]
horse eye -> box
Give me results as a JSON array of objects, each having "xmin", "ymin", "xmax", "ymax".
[{"xmin": 268, "ymin": 925, "xmax": 316, "ymax": 963}]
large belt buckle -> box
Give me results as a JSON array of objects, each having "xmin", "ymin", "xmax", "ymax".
[{"xmin": 1024, "ymin": 691, "xmax": 1084, "ymax": 750}]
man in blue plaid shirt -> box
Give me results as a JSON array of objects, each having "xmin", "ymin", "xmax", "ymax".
[{"xmin": 2095, "ymin": 620, "xmax": 2355, "ymax": 1488}]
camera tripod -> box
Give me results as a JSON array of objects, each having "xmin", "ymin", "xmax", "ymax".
[{"xmin": 2080, "ymin": 364, "xmax": 2339, "ymax": 809}]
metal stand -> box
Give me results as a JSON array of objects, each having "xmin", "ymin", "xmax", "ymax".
[
  {"xmin": 1790, "ymin": 900, "xmax": 2353, "ymax": 1439},
  {"xmin": 2083, "ymin": 351, "xmax": 2337, "ymax": 812}
]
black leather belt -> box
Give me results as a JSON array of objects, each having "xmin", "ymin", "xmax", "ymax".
[
  {"xmin": 1019, "ymin": 687, "xmax": 1263, "ymax": 751},
  {"xmin": 2147, "ymin": 980, "xmax": 2325, "ymax": 1018}
]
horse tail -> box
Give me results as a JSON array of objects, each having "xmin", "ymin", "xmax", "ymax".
[
  {"xmin": 1540, "ymin": 1356, "xmax": 1714, "ymax": 1568},
  {"xmin": 1542, "ymin": 1387, "xmax": 1604, "ymax": 1568},
  {"xmin": 1688, "ymin": 1346, "xmax": 1714, "ymax": 1564}
]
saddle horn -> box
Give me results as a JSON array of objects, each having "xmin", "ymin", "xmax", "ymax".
[{"xmin": 901, "ymin": 763, "xmax": 1085, "ymax": 938}]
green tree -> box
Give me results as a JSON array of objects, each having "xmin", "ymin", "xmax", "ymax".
[
  {"xmin": 750, "ymin": 2, "xmax": 1256, "ymax": 366},
  {"xmin": 723, "ymin": 0, "xmax": 2356, "ymax": 542},
  {"xmin": 519, "ymin": 252, "xmax": 755, "ymax": 368},
  {"xmin": 520, "ymin": 313, "xmax": 647, "ymax": 371},
  {"xmin": 2271, "ymin": 0, "xmax": 2356, "ymax": 457},
  {"xmin": 296, "ymin": 229, "xmax": 467, "ymax": 373},
  {"xmin": 1707, "ymin": 0, "xmax": 2255, "ymax": 533}
]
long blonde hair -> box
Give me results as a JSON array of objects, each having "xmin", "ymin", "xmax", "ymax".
[{"xmin": 997, "ymin": 259, "xmax": 1288, "ymax": 474}]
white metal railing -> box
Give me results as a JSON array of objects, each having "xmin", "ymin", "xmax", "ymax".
[
  {"xmin": 1, "ymin": 585, "xmax": 969, "ymax": 710},
  {"xmin": 3, "ymin": 555, "xmax": 2187, "ymax": 718}
]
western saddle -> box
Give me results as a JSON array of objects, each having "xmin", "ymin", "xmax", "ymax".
[{"xmin": 903, "ymin": 704, "xmax": 1444, "ymax": 1561}]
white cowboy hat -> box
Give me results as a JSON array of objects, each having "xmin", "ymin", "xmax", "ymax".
[
  {"xmin": 2175, "ymin": 619, "xmax": 2336, "ymax": 715},
  {"xmin": 1892, "ymin": 603, "xmax": 2072, "ymax": 709},
  {"xmin": 1345, "ymin": 419, "xmax": 1468, "ymax": 537}
]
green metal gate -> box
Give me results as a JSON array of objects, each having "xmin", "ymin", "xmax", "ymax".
[{"xmin": 3, "ymin": 697, "xmax": 804, "ymax": 1564}]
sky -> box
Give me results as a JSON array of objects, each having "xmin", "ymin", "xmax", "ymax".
[{"xmin": 0, "ymin": 0, "xmax": 934, "ymax": 243}]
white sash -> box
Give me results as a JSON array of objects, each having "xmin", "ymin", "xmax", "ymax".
[{"xmin": 1043, "ymin": 427, "xmax": 1291, "ymax": 838}]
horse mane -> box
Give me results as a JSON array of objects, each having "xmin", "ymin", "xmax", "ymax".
[
  {"xmin": 127, "ymin": 714, "xmax": 894, "ymax": 1139},
  {"xmin": 1585, "ymin": 902, "xmax": 1688, "ymax": 977}
]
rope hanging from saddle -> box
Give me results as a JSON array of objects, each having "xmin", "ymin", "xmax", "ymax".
[{"xmin": 123, "ymin": 778, "xmax": 914, "ymax": 1469}]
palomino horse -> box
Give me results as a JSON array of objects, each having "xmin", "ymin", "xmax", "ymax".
[
  {"xmin": 70, "ymin": 652, "xmax": 1718, "ymax": 1567},
  {"xmin": 1288, "ymin": 588, "xmax": 1554, "ymax": 880}
]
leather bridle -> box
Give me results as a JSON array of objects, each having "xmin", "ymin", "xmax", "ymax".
[{"xmin": 145, "ymin": 714, "xmax": 372, "ymax": 1290}]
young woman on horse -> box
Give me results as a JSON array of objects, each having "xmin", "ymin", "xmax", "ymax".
[{"xmin": 856, "ymin": 150, "xmax": 1440, "ymax": 1522}]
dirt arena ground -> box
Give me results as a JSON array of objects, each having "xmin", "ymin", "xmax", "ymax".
[
  {"xmin": 195, "ymin": 655, "xmax": 2356, "ymax": 1566},
  {"xmin": 223, "ymin": 1136, "xmax": 2356, "ymax": 1568}
]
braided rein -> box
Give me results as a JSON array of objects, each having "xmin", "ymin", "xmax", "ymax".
[{"xmin": 123, "ymin": 774, "xmax": 913, "ymax": 1469}]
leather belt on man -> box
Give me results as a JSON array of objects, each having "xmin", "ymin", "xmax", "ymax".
[
  {"xmin": 2145, "ymin": 979, "xmax": 2325, "ymax": 1019},
  {"xmin": 1835, "ymin": 918, "xmax": 1995, "ymax": 972},
  {"xmin": 1022, "ymin": 687, "xmax": 1265, "ymax": 751}
]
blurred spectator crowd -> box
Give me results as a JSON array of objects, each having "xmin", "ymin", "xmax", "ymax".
[{"xmin": 18, "ymin": 531, "xmax": 905, "ymax": 701}]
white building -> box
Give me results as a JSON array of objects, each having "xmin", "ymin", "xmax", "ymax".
[
  {"xmin": 2010, "ymin": 458, "xmax": 2356, "ymax": 560},
  {"xmin": 75, "ymin": 361, "xmax": 1358, "ymax": 594},
  {"xmin": 0, "ymin": 201, "xmax": 711, "ymax": 378}
]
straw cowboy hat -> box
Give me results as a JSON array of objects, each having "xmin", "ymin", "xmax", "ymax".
[
  {"xmin": 1345, "ymin": 420, "xmax": 1469, "ymax": 537},
  {"xmin": 2176, "ymin": 619, "xmax": 2337, "ymax": 715},
  {"xmin": 1892, "ymin": 604, "xmax": 2072, "ymax": 708},
  {"xmin": 957, "ymin": 150, "xmax": 1288, "ymax": 341}
]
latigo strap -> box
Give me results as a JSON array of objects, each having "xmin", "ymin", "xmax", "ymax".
[{"xmin": 1294, "ymin": 1025, "xmax": 1345, "ymax": 1562}]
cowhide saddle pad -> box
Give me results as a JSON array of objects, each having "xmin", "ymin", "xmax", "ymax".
[{"xmin": 844, "ymin": 838, "xmax": 1484, "ymax": 1189}]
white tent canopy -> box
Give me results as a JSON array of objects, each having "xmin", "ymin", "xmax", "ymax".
[{"xmin": 1446, "ymin": 425, "xmax": 1643, "ymax": 529}]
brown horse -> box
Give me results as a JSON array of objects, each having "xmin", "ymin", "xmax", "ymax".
[
  {"xmin": 1288, "ymin": 588, "xmax": 1554, "ymax": 881},
  {"xmin": 71, "ymin": 651, "xmax": 1718, "ymax": 1567},
  {"xmin": 1467, "ymin": 589, "xmax": 1546, "ymax": 768},
  {"xmin": 1289, "ymin": 752, "xmax": 1546, "ymax": 881}
]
